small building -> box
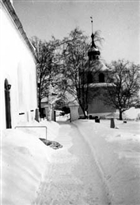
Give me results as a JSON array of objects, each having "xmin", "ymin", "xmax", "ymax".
[
  {"xmin": 0, "ymin": 0, "xmax": 38, "ymax": 129},
  {"xmin": 40, "ymin": 84, "xmax": 59, "ymax": 121},
  {"xmin": 41, "ymin": 94, "xmax": 58, "ymax": 121}
]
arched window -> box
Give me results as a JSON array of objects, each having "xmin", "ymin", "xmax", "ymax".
[{"xmin": 99, "ymin": 73, "xmax": 105, "ymax": 83}]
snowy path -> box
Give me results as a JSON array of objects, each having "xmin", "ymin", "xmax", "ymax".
[
  {"xmin": 74, "ymin": 120, "xmax": 140, "ymax": 205},
  {"xmin": 33, "ymin": 123, "xmax": 111, "ymax": 205}
]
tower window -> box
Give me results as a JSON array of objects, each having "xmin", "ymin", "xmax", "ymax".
[
  {"xmin": 99, "ymin": 73, "xmax": 105, "ymax": 82},
  {"xmin": 87, "ymin": 72, "xmax": 93, "ymax": 83}
]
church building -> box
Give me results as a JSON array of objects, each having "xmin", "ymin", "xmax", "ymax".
[{"xmin": 0, "ymin": 0, "xmax": 38, "ymax": 129}]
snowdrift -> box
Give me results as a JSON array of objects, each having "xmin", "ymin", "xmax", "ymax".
[
  {"xmin": 16, "ymin": 119, "xmax": 60, "ymax": 140},
  {"xmin": 75, "ymin": 120, "xmax": 140, "ymax": 205},
  {"xmin": 1, "ymin": 120, "xmax": 60, "ymax": 205},
  {"xmin": 124, "ymin": 107, "xmax": 140, "ymax": 120}
]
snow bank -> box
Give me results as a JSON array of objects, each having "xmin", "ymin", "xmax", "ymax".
[
  {"xmin": 124, "ymin": 107, "xmax": 140, "ymax": 120},
  {"xmin": 40, "ymin": 120, "xmax": 60, "ymax": 140},
  {"xmin": 106, "ymin": 108, "xmax": 140, "ymax": 120},
  {"xmin": 74, "ymin": 120, "xmax": 140, "ymax": 205},
  {"xmin": 17, "ymin": 119, "xmax": 60, "ymax": 140},
  {"xmin": 1, "ymin": 120, "xmax": 60, "ymax": 205}
]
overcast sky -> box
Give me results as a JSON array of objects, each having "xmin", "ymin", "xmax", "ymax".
[{"xmin": 13, "ymin": 0, "xmax": 140, "ymax": 64}]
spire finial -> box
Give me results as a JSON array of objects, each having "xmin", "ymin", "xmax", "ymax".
[
  {"xmin": 90, "ymin": 16, "xmax": 95, "ymax": 47},
  {"xmin": 88, "ymin": 17, "xmax": 100, "ymax": 60},
  {"xmin": 90, "ymin": 16, "xmax": 93, "ymax": 34}
]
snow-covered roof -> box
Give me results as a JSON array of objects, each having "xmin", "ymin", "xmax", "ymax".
[
  {"xmin": 64, "ymin": 91, "xmax": 79, "ymax": 106},
  {"xmin": 41, "ymin": 95, "xmax": 60, "ymax": 107},
  {"xmin": 1, "ymin": 0, "xmax": 36, "ymax": 60},
  {"xmin": 98, "ymin": 59, "xmax": 109, "ymax": 71}
]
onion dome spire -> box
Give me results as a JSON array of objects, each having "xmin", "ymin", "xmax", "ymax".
[{"xmin": 88, "ymin": 17, "xmax": 100, "ymax": 61}]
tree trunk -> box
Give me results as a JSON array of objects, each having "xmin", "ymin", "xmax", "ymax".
[
  {"xmin": 81, "ymin": 107, "xmax": 88, "ymax": 119},
  {"xmin": 119, "ymin": 110, "xmax": 123, "ymax": 120},
  {"xmin": 38, "ymin": 90, "xmax": 43, "ymax": 118},
  {"xmin": 38, "ymin": 97, "xmax": 42, "ymax": 118},
  {"xmin": 78, "ymin": 98, "xmax": 88, "ymax": 119}
]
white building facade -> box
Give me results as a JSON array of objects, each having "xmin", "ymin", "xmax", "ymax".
[{"xmin": 0, "ymin": 0, "xmax": 37, "ymax": 129}]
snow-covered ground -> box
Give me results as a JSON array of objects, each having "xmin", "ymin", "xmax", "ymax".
[
  {"xmin": 56, "ymin": 114, "xmax": 70, "ymax": 122},
  {"xmin": 74, "ymin": 119, "xmax": 140, "ymax": 204},
  {"xmin": 1, "ymin": 107, "xmax": 140, "ymax": 205}
]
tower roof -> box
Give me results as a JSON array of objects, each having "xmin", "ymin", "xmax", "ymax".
[{"xmin": 88, "ymin": 33, "xmax": 100, "ymax": 61}]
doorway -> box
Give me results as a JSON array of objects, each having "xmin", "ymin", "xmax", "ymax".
[{"xmin": 4, "ymin": 79, "xmax": 12, "ymax": 128}]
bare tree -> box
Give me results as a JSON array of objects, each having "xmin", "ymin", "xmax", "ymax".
[
  {"xmin": 31, "ymin": 36, "xmax": 60, "ymax": 117},
  {"xmin": 104, "ymin": 60, "xmax": 140, "ymax": 120}
]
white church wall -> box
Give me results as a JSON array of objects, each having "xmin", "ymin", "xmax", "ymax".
[{"xmin": 0, "ymin": 3, "xmax": 37, "ymax": 129}]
